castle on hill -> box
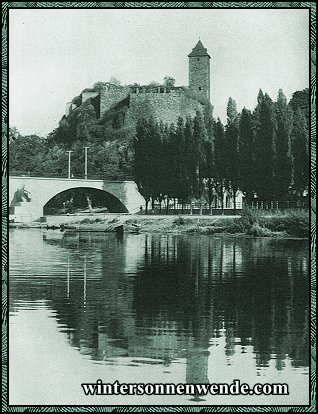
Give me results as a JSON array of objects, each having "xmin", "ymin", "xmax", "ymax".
[{"xmin": 64, "ymin": 40, "xmax": 211, "ymax": 127}]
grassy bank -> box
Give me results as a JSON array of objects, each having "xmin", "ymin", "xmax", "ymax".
[{"xmin": 70, "ymin": 209, "xmax": 309, "ymax": 238}]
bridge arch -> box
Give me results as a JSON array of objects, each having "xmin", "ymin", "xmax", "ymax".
[
  {"xmin": 43, "ymin": 187, "xmax": 129, "ymax": 214},
  {"xmin": 9, "ymin": 176, "xmax": 145, "ymax": 222}
]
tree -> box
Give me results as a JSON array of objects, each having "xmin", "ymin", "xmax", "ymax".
[
  {"xmin": 42, "ymin": 145, "xmax": 68, "ymax": 177},
  {"xmin": 184, "ymin": 116, "xmax": 195, "ymax": 210},
  {"xmin": 225, "ymin": 97, "xmax": 240, "ymax": 212},
  {"xmin": 289, "ymin": 88, "xmax": 309, "ymax": 127},
  {"xmin": 167, "ymin": 117, "xmax": 191, "ymax": 211},
  {"xmin": 158, "ymin": 121, "xmax": 171, "ymax": 210},
  {"xmin": 93, "ymin": 82, "xmax": 106, "ymax": 93},
  {"xmin": 274, "ymin": 89, "xmax": 293, "ymax": 200},
  {"xmin": 202, "ymin": 103, "xmax": 215, "ymax": 212},
  {"xmin": 254, "ymin": 93, "xmax": 276, "ymax": 200},
  {"xmin": 133, "ymin": 117, "xmax": 160, "ymax": 213},
  {"xmin": 191, "ymin": 110, "xmax": 208, "ymax": 213},
  {"xmin": 9, "ymin": 126, "xmax": 21, "ymax": 144},
  {"xmin": 165, "ymin": 123, "xmax": 178, "ymax": 211},
  {"xmin": 148, "ymin": 118, "xmax": 164, "ymax": 207},
  {"xmin": 239, "ymin": 108, "xmax": 256, "ymax": 202},
  {"xmin": 9, "ymin": 134, "xmax": 46, "ymax": 175},
  {"xmin": 214, "ymin": 118, "xmax": 226, "ymax": 213},
  {"xmin": 226, "ymin": 97, "xmax": 238, "ymax": 125},
  {"xmin": 147, "ymin": 81, "xmax": 160, "ymax": 88},
  {"xmin": 163, "ymin": 76, "xmax": 176, "ymax": 88},
  {"xmin": 257, "ymin": 89, "xmax": 265, "ymax": 106},
  {"xmin": 290, "ymin": 107, "xmax": 309, "ymax": 199},
  {"xmin": 76, "ymin": 103, "xmax": 97, "ymax": 142}
]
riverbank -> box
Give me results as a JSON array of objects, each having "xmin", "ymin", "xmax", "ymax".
[{"xmin": 44, "ymin": 209, "xmax": 309, "ymax": 238}]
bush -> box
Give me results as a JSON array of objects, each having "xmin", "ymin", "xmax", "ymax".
[
  {"xmin": 283, "ymin": 210, "xmax": 309, "ymax": 237},
  {"xmin": 248, "ymin": 223, "xmax": 276, "ymax": 237},
  {"xmin": 239, "ymin": 208, "xmax": 261, "ymax": 227},
  {"xmin": 173, "ymin": 216, "xmax": 186, "ymax": 226},
  {"xmin": 261, "ymin": 209, "xmax": 309, "ymax": 237}
]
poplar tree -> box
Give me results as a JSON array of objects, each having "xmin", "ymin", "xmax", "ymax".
[
  {"xmin": 239, "ymin": 108, "xmax": 256, "ymax": 202},
  {"xmin": 254, "ymin": 92, "xmax": 276, "ymax": 200},
  {"xmin": 166, "ymin": 122, "xmax": 178, "ymax": 211},
  {"xmin": 174, "ymin": 117, "xmax": 190, "ymax": 207},
  {"xmin": 148, "ymin": 118, "xmax": 164, "ymax": 208},
  {"xmin": 192, "ymin": 110, "xmax": 208, "ymax": 213},
  {"xmin": 289, "ymin": 88, "xmax": 309, "ymax": 127},
  {"xmin": 214, "ymin": 118, "xmax": 226, "ymax": 213},
  {"xmin": 290, "ymin": 107, "xmax": 309, "ymax": 199},
  {"xmin": 274, "ymin": 89, "xmax": 293, "ymax": 200},
  {"xmin": 184, "ymin": 116, "xmax": 195, "ymax": 211},
  {"xmin": 203, "ymin": 103, "xmax": 215, "ymax": 212},
  {"xmin": 158, "ymin": 121, "xmax": 170, "ymax": 212},
  {"xmin": 133, "ymin": 117, "xmax": 153, "ymax": 213},
  {"xmin": 225, "ymin": 97, "xmax": 240, "ymax": 212}
]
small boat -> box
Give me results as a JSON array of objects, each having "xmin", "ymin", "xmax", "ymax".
[
  {"xmin": 60, "ymin": 222, "xmax": 141, "ymax": 234},
  {"xmin": 9, "ymin": 222, "xmax": 29, "ymax": 229},
  {"xmin": 9, "ymin": 222, "xmax": 45, "ymax": 229},
  {"xmin": 60, "ymin": 223, "xmax": 124, "ymax": 233},
  {"xmin": 124, "ymin": 223, "xmax": 141, "ymax": 234}
]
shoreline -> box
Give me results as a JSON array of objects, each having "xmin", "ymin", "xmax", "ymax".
[{"xmin": 39, "ymin": 209, "xmax": 309, "ymax": 239}]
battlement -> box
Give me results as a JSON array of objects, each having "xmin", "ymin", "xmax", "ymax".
[
  {"xmin": 64, "ymin": 40, "xmax": 210, "ymax": 126},
  {"xmin": 129, "ymin": 86, "xmax": 185, "ymax": 95}
]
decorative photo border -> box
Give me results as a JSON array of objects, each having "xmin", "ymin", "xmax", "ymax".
[{"xmin": 2, "ymin": 2, "xmax": 316, "ymax": 412}]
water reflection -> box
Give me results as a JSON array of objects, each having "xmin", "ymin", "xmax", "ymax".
[{"xmin": 9, "ymin": 230, "xmax": 309, "ymax": 402}]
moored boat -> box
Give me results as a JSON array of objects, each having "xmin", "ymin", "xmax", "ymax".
[
  {"xmin": 124, "ymin": 223, "xmax": 141, "ymax": 234},
  {"xmin": 9, "ymin": 222, "xmax": 29, "ymax": 229},
  {"xmin": 9, "ymin": 222, "xmax": 45, "ymax": 229},
  {"xmin": 60, "ymin": 223, "xmax": 124, "ymax": 233},
  {"xmin": 59, "ymin": 222, "xmax": 141, "ymax": 233}
]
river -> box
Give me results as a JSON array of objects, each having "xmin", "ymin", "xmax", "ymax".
[{"xmin": 9, "ymin": 229, "xmax": 309, "ymax": 406}]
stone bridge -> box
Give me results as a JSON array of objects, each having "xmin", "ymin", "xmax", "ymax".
[{"xmin": 9, "ymin": 176, "xmax": 145, "ymax": 223}]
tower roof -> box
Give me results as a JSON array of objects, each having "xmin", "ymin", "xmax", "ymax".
[{"xmin": 188, "ymin": 40, "xmax": 211, "ymax": 58}]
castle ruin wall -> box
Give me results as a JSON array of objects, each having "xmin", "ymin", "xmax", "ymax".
[
  {"xmin": 126, "ymin": 89, "xmax": 203, "ymax": 127},
  {"xmin": 100, "ymin": 85, "xmax": 130, "ymax": 115}
]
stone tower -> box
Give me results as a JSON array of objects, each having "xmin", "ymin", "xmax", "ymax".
[{"xmin": 188, "ymin": 40, "xmax": 211, "ymax": 100}]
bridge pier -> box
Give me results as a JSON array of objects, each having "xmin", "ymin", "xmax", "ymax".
[{"xmin": 10, "ymin": 200, "xmax": 43, "ymax": 223}]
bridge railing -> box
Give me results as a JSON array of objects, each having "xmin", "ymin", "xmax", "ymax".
[
  {"xmin": 9, "ymin": 171, "xmax": 135, "ymax": 181},
  {"xmin": 245, "ymin": 200, "xmax": 309, "ymax": 210}
]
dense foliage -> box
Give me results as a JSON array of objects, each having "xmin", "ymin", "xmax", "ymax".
[
  {"xmin": 10, "ymin": 87, "xmax": 309, "ymax": 212},
  {"xmin": 10, "ymin": 99, "xmax": 134, "ymax": 179},
  {"xmin": 133, "ymin": 89, "xmax": 309, "ymax": 212}
]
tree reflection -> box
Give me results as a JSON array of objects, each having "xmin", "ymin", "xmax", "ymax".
[{"xmin": 10, "ymin": 232, "xmax": 309, "ymax": 382}]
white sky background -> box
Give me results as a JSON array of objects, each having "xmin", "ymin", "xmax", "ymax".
[{"xmin": 9, "ymin": 8, "xmax": 309, "ymax": 137}]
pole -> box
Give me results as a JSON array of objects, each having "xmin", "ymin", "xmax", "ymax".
[
  {"xmin": 84, "ymin": 147, "xmax": 89, "ymax": 179},
  {"xmin": 67, "ymin": 151, "xmax": 73, "ymax": 179}
]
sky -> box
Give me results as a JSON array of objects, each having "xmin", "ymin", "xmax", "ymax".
[{"xmin": 9, "ymin": 8, "xmax": 309, "ymax": 137}]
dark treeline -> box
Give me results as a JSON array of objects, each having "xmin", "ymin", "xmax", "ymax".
[
  {"xmin": 9, "ymin": 88, "xmax": 309, "ymax": 210},
  {"xmin": 134, "ymin": 89, "xmax": 309, "ymax": 213}
]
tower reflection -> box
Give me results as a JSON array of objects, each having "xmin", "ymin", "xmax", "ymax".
[{"xmin": 10, "ymin": 231, "xmax": 309, "ymax": 385}]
